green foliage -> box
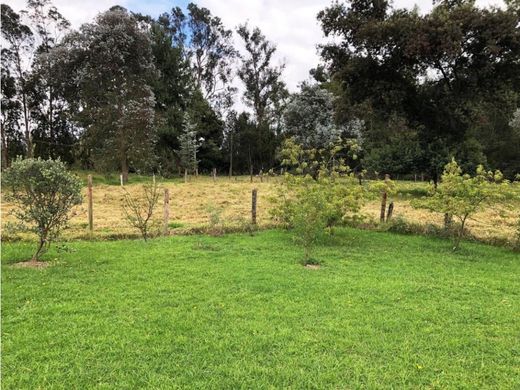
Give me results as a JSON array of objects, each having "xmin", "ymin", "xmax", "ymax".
[
  {"xmin": 272, "ymin": 137, "xmax": 365, "ymax": 262},
  {"xmin": 1, "ymin": 157, "xmax": 82, "ymax": 260},
  {"xmin": 318, "ymin": 0, "xmax": 520, "ymax": 178},
  {"xmin": 413, "ymin": 159, "xmax": 516, "ymax": 250},
  {"xmin": 121, "ymin": 181, "xmax": 161, "ymax": 241}
]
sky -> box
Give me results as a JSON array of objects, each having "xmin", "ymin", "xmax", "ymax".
[{"xmin": 4, "ymin": 0, "xmax": 506, "ymax": 93}]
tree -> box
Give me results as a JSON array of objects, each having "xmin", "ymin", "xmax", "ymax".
[
  {"xmin": 60, "ymin": 7, "xmax": 157, "ymax": 182},
  {"xmin": 413, "ymin": 159, "xmax": 514, "ymax": 250},
  {"xmin": 144, "ymin": 14, "xmax": 191, "ymax": 176},
  {"xmin": 169, "ymin": 3, "xmax": 237, "ymax": 113},
  {"xmin": 2, "ymin": 157, "xmax": 82, "ymax": 262},
  {"xmin": 23, "ymin": 0, "xmax": 73, "ymax": 162},
  {"xmin": 236, "ymin": 23, "xmax": 287, "ymax": 127},
  {"xmin": 317, "ymin": 0, "xmax": 520, "ymax": 179},
  {"xmin": 1, "ymin": 61, "xmax": 25, "ymax": 168},
  {"xmin": 121, "ymin": 181, "xmax": 161, "ymax": 241},
  {"xmin": 283, "ymin": 82, "xmax": 345, "ymax": 149},
  {"xmin": 1, "ymin": 3, "xmax": 34, "ymax": 157},
  {"xmin": 178, "ymin": 113, "xmax": 200, "ymax": 177},
  {"xmin": 272, "ymin": 138, "xmax": 365, "ymax": 263}
]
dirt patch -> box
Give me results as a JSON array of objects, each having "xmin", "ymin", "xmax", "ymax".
[
  {"xmin": 304, "ymin": 264, "xmax": 321, "ymax": 270},
  {"xmin": 11, "ymin": 260, "xmax": 51, "ymax": 269}
]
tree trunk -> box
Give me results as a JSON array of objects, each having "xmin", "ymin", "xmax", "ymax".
[
  {"xmin": 32, "ymin": 236, "xmax": 46, "ymax": 262},
  {"xmin": 121, "ymin": 157, "xmax": 129, "ymax": 184},
  {"xmin": 22, "ymin": 93, "xmax": 33, "ymax": 158},
  {"xmin": 1, "ymin": 122, "xmax": 8, "ymax": 169},
  {"xmin": 229, "ymin": 131, "xmax": 233, "ymax": 178}
]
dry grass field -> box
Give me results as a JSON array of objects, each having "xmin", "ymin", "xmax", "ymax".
[{"xmin": 1, "ymin": 173, "xmax": 519, "ymax": 243}]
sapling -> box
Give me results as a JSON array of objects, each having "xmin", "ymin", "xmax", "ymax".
[
  {"xmin": 121, "ymin": 180, "xmax": 161, "ymax": 240},
  {"xmin": 413, "ymin": 159, "xmax": 513, "ymax": 250}
]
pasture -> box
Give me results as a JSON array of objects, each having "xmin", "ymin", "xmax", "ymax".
[
  {"xmin": 2, "ymin": 229, "xmax": 519, "ymax": 388},
  {"xmin": 2, "ymin": 173, "xmax": 518, "ymax": 244}
]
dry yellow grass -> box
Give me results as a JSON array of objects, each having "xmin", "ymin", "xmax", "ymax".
[{"xmin": 1, "ymin": 175, "xmax": 518, "ymax": 243}]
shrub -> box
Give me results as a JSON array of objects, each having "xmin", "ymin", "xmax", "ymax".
[
  {"xmin": 121, "ymin": 181, "xmax": 161, "ymax": 240},
  {"xmin": 2, "ymin": 157, "xmax": 82, "ymax": 261},
  {"xmin": 205, "ymin": 203, "xmax": 224, "ymax": 236},
  {"xmin": 412, "ymin": 159, "xmax": 516, "ymax": 250}
]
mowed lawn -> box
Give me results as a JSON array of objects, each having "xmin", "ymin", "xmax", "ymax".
[{"xmin": 2, "ymin": 229, "xmax": 519, "ymax": 389}]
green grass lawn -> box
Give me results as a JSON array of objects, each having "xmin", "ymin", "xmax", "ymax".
[{"xmin": 2, "ymin": 229, "xmax": 519, "ymax": 389}]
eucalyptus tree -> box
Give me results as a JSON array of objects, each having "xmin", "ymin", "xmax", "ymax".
[
  {"xmin": 168, "ymin": 3, "xmax": 237, "ymax": 113},
  {"xmin": 236, "ymin": 24, "xmax": 288, "ymax": 171},
  {"xmin": 1, "ymin": 3, "xmax": 34, "ymax": 157},
  {"xmin": 236, "ymin": 23, "xmax": 287, "ymax": 127},
  {"xmin": 60, "ymin": 7, "xmax": 158, "ymax": 182}
]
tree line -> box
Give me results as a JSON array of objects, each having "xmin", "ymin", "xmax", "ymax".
[{"xmin": 2, "ymin": 0, "xmax": 519, "ymax": 181}]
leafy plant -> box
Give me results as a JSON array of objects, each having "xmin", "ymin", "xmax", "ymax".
[
  {"xmin": 272, "ymin": 137, "xmax": 365, "ymax": 263},
  {"xmin": 413, "ymin": 159, "xmax": 515, "ymax": 250},
  {"xmin": 1, "ymin": 157, "xmax": 82, "ymax": 261},
  {"xmin": 121, "ymin": 181, "xmax": 161, "ymax": 240}
]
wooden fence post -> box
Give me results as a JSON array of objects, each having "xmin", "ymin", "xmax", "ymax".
[
  {"xmin": 163, "ymin": 188, "xmax": 170, "ymax": 236},
  {"xmin": 212, "ymin": 168, "xmax": 217, "ymax": 182},
  {"xmin": 380, "ymin": 174, "xmax": 389, "ymax": 223},
  {"xmin": 87, "ymin": 174, "xmax": 93, "ymax": 234},
  {"xmin": 120, "ymin": 174, "xmax": 124, "ymax": 186},
  {"xmin": 252, "ymin": 188, "xmax": 257, "ymax": 225},
  {"xmin": 184, "ymin": 168, "xmax": 188, "ymax": 183},
  {"xmin": 386, "ymin": 202, "xmax": 394, "ymax": 221}
]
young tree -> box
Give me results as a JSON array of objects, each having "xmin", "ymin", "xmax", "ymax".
[
  {"xmin": 272, "ymin": 138, "xmax": 365, "ymax": 264},
  {"xmin": 178, "ymin": 113, "xmax": 200, "ymax": 177},
  {"xmin": 413, "ymin": 159, "xmax": 515, "ymax": 250},
  {"xmin": 121, "ymin": 181, "xmax": 161, "ymax": 241},
  {"xmin": 60, "ymin": 7, "xmax": 158, "ymax": 182},
  {"xmin": 2, "ymin": 157, "xmax": 82, "ymax": 262}
]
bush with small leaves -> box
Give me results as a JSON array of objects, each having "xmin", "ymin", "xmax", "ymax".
[
  {"xmin": 2, "ymin": 157, "xmax": 82, "ymax": 262},
  {"xmin": 413, "ymin": 159, "xmax": 516, "ymax": 250}
]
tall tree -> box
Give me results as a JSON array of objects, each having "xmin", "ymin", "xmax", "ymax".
[
  {"xmin": 1, "ymin": 64, "xmax": 25, "ymax": 167},
  {"xmin": 236, "ymin": 23, "xmax": 287, "ymax": 127},
  {"xmin": 60, "ymin": 7, "xmax": 158, "ymax": 182},
  {"xmin": 283, "ymin": 82, "xmax": 345, "ymax": 149},
  {"xmin": 1, "ymin": 3, "xmax": 34, "ymax": 157},
  {"xmin": 236, "ymin": 24, "xmax": 288, "ymax": 171},
  {"xmin": 169, "ymin": 3, "xmax": 237, "ymax": 113},
  {"xmin": 24, "ymin": 0, "xmax": 72, "ymax": 161},
  {"xmin": 318, "ymin": 0, "xmax": 520, "ymax": 178}
]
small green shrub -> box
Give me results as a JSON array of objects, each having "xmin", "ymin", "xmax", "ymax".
[{"xmin": 2, "ymin": 157, "xmax": 83, "ymax": 261}]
